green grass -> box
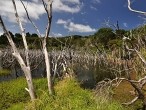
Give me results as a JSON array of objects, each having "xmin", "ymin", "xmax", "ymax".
[
  {"xmin": 0, "ymin": 77, "xmax": 128, "ymax": 110},
  {"xmin": 0, "ymin": 78, "xmax": 28, "ymax": 109},
  {"xmin": 0, "ymin": 78, "xmax": 48, "ymax": 110}
]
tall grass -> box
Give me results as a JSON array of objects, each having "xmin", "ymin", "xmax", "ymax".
[{"xmin": 0, "ymin": 77, "xmax": 128, "ymax": 110}]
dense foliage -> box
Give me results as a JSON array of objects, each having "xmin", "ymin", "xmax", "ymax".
[
  {"xmin": 1, "ymin": 25, "xmax": 146, "ymax": 51},
  {"xmin": 0, "ymin": 27, "xmax": 129, "ymax": 49}
]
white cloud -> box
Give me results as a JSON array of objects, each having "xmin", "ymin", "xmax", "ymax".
[
  {"xmin": 0, "ymin": 30, "xmax": 3, "ymax": 36},
  {"xmin": 56, "ymin": 19, "xmax": 96, "ymax": 33},
  {"xmin": 0, "ymin": 0, "xmax": 82, "ymax": 24},
  {"xmin": 90, "ymin": 6, "xmax": 98, "ymax": 10},
  {"xmin": 56, "ymin": 19, "xmax": 68, "ymax": 24},
  {"xmin": 61, "ymin": 0, "xmax": 80, "ymax": 4},
  {"xmin": 92, "ymin": 0, "xmax": 101, "ymax": 4},
  {"xmin": 138, "ymin": 15, "xmax": 146, "ymax": 21},
  {"xmin": 81, "ymin": 12, "xmax": 86, "ymax": 15},
  {"xmin": 52, "ymin": 32, "xmax": 63, "ymax": 37},
  {"xmin": 0, "ymin": 1, "xmax": 45, "ymax": 23},
  {"xmin": 123, "ymin": 22, "xmax": 128, "ymax": 27},
  {"xmin": 67, "ymin": 22, "xmax": 96, "ymax": 33},
  {"xmin": 31, "ymin": 0, "xmax": 39, "ymax": 3},
  {"xmin": 53, "ymin": 0, "xmax": 82, "ymax": 13}
]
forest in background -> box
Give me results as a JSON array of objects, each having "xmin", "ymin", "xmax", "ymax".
[{"xmin": 1, "ymin": 25, "xmax": 146, "ymax": 51}]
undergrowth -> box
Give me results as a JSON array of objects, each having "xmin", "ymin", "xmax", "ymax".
[{"xmin": 0, "ymin": 77, "xmax": 128, "ymax": 110}]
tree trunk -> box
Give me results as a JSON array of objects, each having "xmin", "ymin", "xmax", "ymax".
[
  {"xmin": 43, "ymin": 44, "xmax": 53, "ymax": 95},
  {"xmin": 0, "ymin": 16, "xmax": 36, "ymax": 100},
  {"xmin": 13, "ymin": 53, "xmax": 36, "ymax": 100},
  {"xmin": 0, "ymin": 50, "xmax": 2, "ymax": 70},
  {"xmin": 142, "ymin": 98, "xmax": 146, "ymax": 110}
]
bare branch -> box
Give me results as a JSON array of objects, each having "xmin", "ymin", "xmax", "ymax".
[
  {"xmin": 122, "ymin": 96, "xmax": 138, "ymax": 105},
  {"xmin": 20, "ymin": 0, "xmax": 42, "ymax": 38},
  {"xmin": 0, "ymin": 15, "xmax": 36, "ymax": 100},
  {"xmin": 43, "ymin": 0, "xmax": 53, "ymax": 38},
  {"xmin": 127, "ymin": 0, "xmax": 146, "ymax": 15},
  {"xmin": 0, "ymin": 16, "xmax": 18, "ymax": 53},
  {"xmin": 12, "ymin": 0, "xmax": 30, "ymax": 67}
]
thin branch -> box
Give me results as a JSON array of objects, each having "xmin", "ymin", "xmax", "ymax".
[
  {"xmin": 43, "ymin": 0, "xmax": 53, "ymax": 39},
  {"xmin": 127, "ymin": 0, "xmax": 146, "ymax": 15},
  {"xmin": 42, "ymin": 0, "xmax": 48, "ymax": 15},
  {"xmin": 20, "ymin": 0, "xmax": 42, "ymax": 38},
  {"xmin": 122, "ymin": 96, "xmax": 138, "ymax": 105},
  {"xmin": 134, "ymin": 49, "xmax": 146, "ymax": 66},
  {"xmin": 12, "ymin": 0, "xmax": 30, "ymax": 67},
  {"xmin": 0, "ymin": 16, "xmax": 18, "ymax": 53}
]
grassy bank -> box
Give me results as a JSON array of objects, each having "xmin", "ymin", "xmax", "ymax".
[{"xmin": 0, "ymin": 77, "xmax": 129, "ymax": 110}]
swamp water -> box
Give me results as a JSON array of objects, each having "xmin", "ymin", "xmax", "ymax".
[{"xmin": 0, "ymin": 63, "xmax": 114, "ymax": 89}]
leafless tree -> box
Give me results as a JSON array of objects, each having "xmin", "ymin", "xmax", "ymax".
[
  {"xmin": 20, "ymin": 0, "xmax": 53, "ymax": 94},
  {"xmin": 0, "ymin": 16, "xmax": 36, "ymax": 100},
  {"xmin": 0, "ymin": 0, "xmax": 37, "ymax": 100}
]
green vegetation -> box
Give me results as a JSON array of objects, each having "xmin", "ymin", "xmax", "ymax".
[
  {"xmin": 0, "ymin": 78, "xmax": 28, "ymax": 109},
  {"xmin": 1, "ymin": 25, "xmax": 145, "ymax": 51},
  {"xmin": 0, "ymin": 25, "xmax": 145, "ymax": 52},
  {"xmin": 0, "ymin": 77, "xmax": 129, "ymax": 110},
  {"xmin": 1, "ymin": 23, "xmax": 146, "ymax": 110},
  {"xmin": 0, "ymin": 27, "xmax": 129, "ymax": 50}
]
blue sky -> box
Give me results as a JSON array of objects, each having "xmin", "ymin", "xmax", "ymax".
[{"xmin": 0, "ymin": 0, "xmax": 146, "ymax": 37}]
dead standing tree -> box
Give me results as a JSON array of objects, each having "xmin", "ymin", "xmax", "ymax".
[
  {"xmin": 42, "ymin": 0, "xmax": 53, "ymax": 95},
  {"xmin": 0, "ymin": 0, "xmax": 36, "ymax": 100},
  {"xmin": 97, "ymin": 1, "xmax": 146, "ymax": 109},
  {"xmin": 125, "ymin": 0, "xmax": 146, "ymax": 109},
  {"xmin": 20, "ymin": 0, "xmax": 53, "ymax": 95},
  {"xmin": 0, "ymin": 0, "xmax": 54, "ymax": 100},
  {"xmin": 0, "ymin": 18, "xmax": 36, "ymax": 101}
]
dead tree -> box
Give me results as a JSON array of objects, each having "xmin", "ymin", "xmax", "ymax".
[
  {"xmin": 0, "ymin": 15, "xmax": 36, "ymax": 100},
  {"xmin": 0, "ymin": 0, "xmax": 37, "ymax": 100},
  {"xmin": 20, "ymin": 0, "xmax": 54, "ymax": 95},
  {"xmin": 0, "ymin": 50, "xmax": 2, "ymax": 70}
]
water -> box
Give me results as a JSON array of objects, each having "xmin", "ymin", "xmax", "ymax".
[{"xmin": 0, "ymin": 62, "xmax": 115, "ymax": 89}]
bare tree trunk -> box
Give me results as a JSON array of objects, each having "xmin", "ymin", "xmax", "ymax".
[
  {"xmin": 42, "ymin": 0, "xmax": 53, "ymax": 95},
  {"xmin": 12, "ymin": 0, "xmax": 36, "ymax": 100},
  {"xmin": 0, "ymin": 50, "xmax": 2, "ymax": 70},
  {"xmin": 142, "ymin": 99, "xmax": 146, "ymax": 110},
  {"xmin": 20, "ymin": 0, "xmax": 54, "ymax": 94},
  {"xmin": 43, "ymin": 44, "xmax": 53, "ymax": 94},
  {"xmin": 0, "ymin": 7, "xmax": 36, "ymax": 101}
]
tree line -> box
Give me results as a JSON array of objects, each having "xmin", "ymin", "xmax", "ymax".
[{"xmin": 1, "ymin": 26, "xmax": 146, "ymax": 51}]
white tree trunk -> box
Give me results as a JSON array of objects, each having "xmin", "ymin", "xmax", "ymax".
[
  {"xmin": 43, "ymin": 46, "xmax": 53, "ymax": 94},
  {"xmin": 13, "ymin": 53, "xmax": 35, "ymax": 100},
  {"xmin": 20, "ymin": 0, "xmax": 54, "ymax": 95},
  {"xmin": 0, "ymin": 16, "xmax": 36, "ymax": 100},
  {"xmin": 11, "ymin": 0, "xmax": 36, "ymax": 100},
  {"xmin": 0, "ymin": 50, "xmax": 2, "ymax": 70}
]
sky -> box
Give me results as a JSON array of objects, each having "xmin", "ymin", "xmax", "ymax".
[{"xmin": 0, "ymin": 0, "xmax": 146, "ymax": 37}]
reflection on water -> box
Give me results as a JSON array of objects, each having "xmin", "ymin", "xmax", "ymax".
[{"xmin": 0, "ymin": 63, "xmax": 115, "ymax": 89}]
